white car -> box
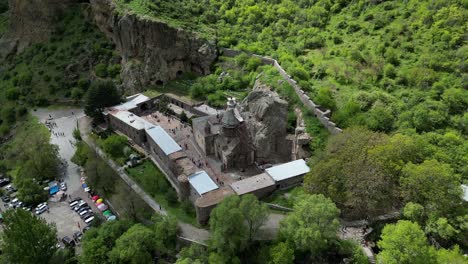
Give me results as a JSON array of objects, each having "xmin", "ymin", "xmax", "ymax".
[
  {"xmin": 84, "ymin": 215, "xmax": 95, "ymax": 225},
  {"xmin": 60, "ymin": 182, "xmax": 67, "ymax": 191},
  {"xmin": 35, "ymin": 203, "xmax": 49, "ymax": 215}
]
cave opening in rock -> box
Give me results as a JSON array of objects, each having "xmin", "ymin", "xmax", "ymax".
[
  {"xmin": 156, "ymin": 80, "xmax": 164, "ymax": 86},
  {"xmin": 176, "ymin": 70, "xmax": 183, "ymax": 77}
]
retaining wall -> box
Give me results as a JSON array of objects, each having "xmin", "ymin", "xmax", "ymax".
[{"xmin": 221, "ymin": 48, "xmax": 342, "ymax": 135}]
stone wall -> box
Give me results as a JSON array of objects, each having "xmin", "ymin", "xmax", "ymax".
[{"xmin": 221, "ymin": 48, "xmax": 342, "ymax": 135}]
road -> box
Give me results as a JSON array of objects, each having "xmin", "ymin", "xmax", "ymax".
[{"xmin": 31, "ymin": 108, "xmax": 92, "ymax": 241}]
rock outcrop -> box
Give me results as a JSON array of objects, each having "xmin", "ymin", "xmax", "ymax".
[
  {"xmin": 0, "ymin": 0, "xmax": 77, "ymax": 58},
  {"xmin": 89, "ymin": 0, "xmax": 218, "ymax": 93},
  {"xmin": 241, "ymin": 80, "xmax": 290, "ymax": 162}
]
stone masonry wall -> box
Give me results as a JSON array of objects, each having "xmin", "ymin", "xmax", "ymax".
[{"xmin": 221, "ymin": 48, "xmax": 342, "ymax": 135}]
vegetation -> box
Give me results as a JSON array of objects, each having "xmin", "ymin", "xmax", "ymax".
[
  {"xmin": 101, "ymin": 134, "xmax": 128, "ymax": 161},
  {"xmin": 279, "ymin": 194, "xmax": 340, "ymax": 257},
  {"xmin": 126, "ymin": 160, "xmax": 197, "ymax": 225},
  {"xmin": 0, "ymin": 5, "xmax": 118, "ymax": 136},
  {"xmin": 72, "ymin": 141, "xmax": 153, "ymax": 221},
  {"xmin": 80, "ymin": 215, "xmax": 178, "ymax": 264},
  {"xmin": 1, "ymin": 209, "xmax": 57, "ymax": 264},
  {"xmin": 0, "ymin": 116, "xmax": 59, "ymax": 206},
  {"xmin": 84, "ymin": 80, "xmax": 121, "ymax": 121},
  {"xmin": 377, "ymin": 220, "xmax": 466, "ymax": 264},
  {"xmin": 305, "ymin": 127, "xmax": 467, "ymax": 249}
]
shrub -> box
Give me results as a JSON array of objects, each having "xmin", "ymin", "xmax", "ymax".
[{"xmin": 95, "ymin": 63, "xmax": 108, "ymax": 78}]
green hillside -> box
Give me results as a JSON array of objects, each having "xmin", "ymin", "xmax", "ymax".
[
  {"xmin": 117, "ymin": 0, "xmax": 467, "ymax": 182},
  {"xmin": 0, "ymin": 6, "xmax": 117, "ymax": 135},
  {"xmin": 116, "ymin": 0, "xmax": 467, "ymax": 134}
]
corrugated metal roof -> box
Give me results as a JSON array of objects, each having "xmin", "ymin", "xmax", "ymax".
[
  {"xmin": 114, "ymin": 94, "xmax": 150, "ymax": 111},
  {"xmin": 112, "ymin": 111, "xmax": 153, "ymax": 130},
  {"xmin": 266, "ymin": 159, "xmax": 310, "ymax": 182},
  {"xmin": 145, "ymin": 126, "xmax": 182, "ymax": 155},
  {"xmin": 188, "ymin": 171, "xmax": 219, "ymax": 195}
]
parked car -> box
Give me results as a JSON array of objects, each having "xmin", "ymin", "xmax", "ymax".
[
  {"xmin": 73, "ymin": 231, "xmax": 83, "ymax": 241},
  {"xmin": 10, "ymin": 198, "xmax": 19, "ymax": 207},
  {"xmin": 82, "ymin": 226, "xmax": 91, "ymax": 233},
  {"xmin": 1, "ymin": 196, "xmax": 10, "ymax": 203},
  {"xmin": 61, "ymin": 236, "xmax": 75, "ymax": 247},
  {"xmin": 0, "ymin": 178, "xmax": 10, "ymax": 187},
  {"xmin": 77, "ymin": 206, "xmax": 90, "ymax": 213},
  {"xmin": 5, "ymin": 185, "xmax": 17, "ymax": 193},
  {"xmin": 84, "ymin": 215, "xmax": 95, "ymax": 225},
  {"xmin": 81, "ymin": 212, "xmax": 93, "ymax": 220},
  {"xmin": 74, "ymin": 201, "xmax": 88, "ymax": 212},
  {"xmin": 35, "ymin": 203, "xmax": 49, "ymax": 215},
  {"xmin": 60, "ymin": 182, "xmax": 67, "ymax": 191},
  {"xmin": 69, "ymin": 199, "xmax": 82, "ymax": 208}
]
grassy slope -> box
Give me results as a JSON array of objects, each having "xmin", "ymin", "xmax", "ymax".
[
  {"xmin": 116, "ymin": 0, "xmax": 466, "ymax": 135},
  {"xmin": 0, "ymin": 5, "xmax": 117, "ymax": 135},
  {"xmin": 126, "ymin": 160, "xmax": 199, "ymax": 226}
]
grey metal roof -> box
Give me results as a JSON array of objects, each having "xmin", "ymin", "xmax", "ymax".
[
  {"xmin": 188, "ymin": 171, "xmax": 219, "ymax": 195},
  {"xmin": 113, "ymin": 111, "xmax": 153, "ymax": 130},
  {"xmin": 230, "ymin": 173, "xmax": 275, "ymax": 195},
  {"xmin": 145, "ymin": 126, "xmax": 182, "ymax": 155},
  {"xmin": 114, "ymin": 94, "xmax": 150, "ymax": 111},
  {"xmin": 266, "ymin": 159, "xmax": 310, "ymax": 182}
]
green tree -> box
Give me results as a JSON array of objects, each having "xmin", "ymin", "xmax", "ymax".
[
  {"xmin": 314, "ymin": 87, "xmax": 336, "ymax": 110},
  {"xmin": 109, "ymin": 224, "xmax": 156, "ymax": 264},
  {"xmin": 436, "ymin": 246, "xmax": 466, "ymax": 264},
  {"xmin": 209, "ymin": 195, "xmax": 248, "ymax": 256},
  {"xmin": 269, "ymin": 242, "xmax": 295, "ymax": 264},
  {"xmin": 80, "ymin": 220, "xmax": 132, "ymax": 264},
  {"xmin": 84, "ymin": 80, "xmax": 121, "ymax": 120},
  {"xmin": 238, "ymin": 194, "xmax": 269, "ymax": 242},
  {"xmin": 377, "ymin": 220, "xmax": 436, "ymax": 264},
  {"xmin": 2, "ymin": 209, "xmax": 57, "ymax": 264},
  {"xmin": 152, "ymin": 214, "xmax": 179, "ymax": 254},
  {"xmin": 305, "ymin": 127, "xmax": 401, "ymax": 219},
  {"xmin": 15, "ymin": 177, "xmax": 48, "ymax": 205},
  {"xmin": 402, "ymin": 202, "xmax": 425, "ymax": 224},
  {"xmin": 400, "ymin": 160, "xmax": 462, "ymax": 216},
  {"xmin": 280, "ymin": 194, "xmax": 340, "ymax": 255},
  {"xmin": 102, "ymin": 134, "xmax": 128, "ymax": 159}
]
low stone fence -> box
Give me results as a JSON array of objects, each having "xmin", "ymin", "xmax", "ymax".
[{"xmin": 220, "ymin": 48, "xmax": 342, "ymax": 135}]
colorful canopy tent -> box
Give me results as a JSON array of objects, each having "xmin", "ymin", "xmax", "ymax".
[
  {"xmin": 96, "ymin": 199, "xmax": 103, "ymax": 204},
  {"xmin": 49, "ymin": 186, "xmax": 59, "ymax": 195},
  {"xmin": 96, "ymin": 201, "xmax": 102, "ymax": 206},
  {"xmin": 107, "ymin": 215, "xmax": 116, "ymax": 221},
  {"xmin": 92, "ymin": 196, "xmax": 99, "ymax": 201},
  {"xmin": 97, "ymin": 204, "xmax": 108, "ymax": 211},
  {"xmin": 81, "ymin": 183, "xmax": 87, "ymax": 189},
  {"xmin": 103, "ymin": 210, "xmax": 112, "ymax": 217}
]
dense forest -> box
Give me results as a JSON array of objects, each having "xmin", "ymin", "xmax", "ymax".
[{"xmin": 0, "ymin": 0, "xmax": 466, "ymax": 263}]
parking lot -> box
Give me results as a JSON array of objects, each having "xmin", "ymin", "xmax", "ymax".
[{"xmin": 39, "ymin": 200, "xmax": 85, "ymax": 239}]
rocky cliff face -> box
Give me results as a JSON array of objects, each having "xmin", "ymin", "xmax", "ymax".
[
  {"xmin": 89, "ymin": 0, "xmax": 218, "ymax": 93},
  {"xmin": 0, "ymin": 0, "xmax": 77, "ymax": 58},
  {"xmin": 241, "ymin": 80, "xmax": 290, "ymax": 162}
]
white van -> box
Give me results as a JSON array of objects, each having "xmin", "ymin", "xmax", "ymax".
[{"xmin": 35, "ymin": 203, "xmax": 48, "ymax": 215}]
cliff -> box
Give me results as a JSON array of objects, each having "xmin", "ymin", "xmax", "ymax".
[
  {"xmin": 0, "ymin": 0, "xmax": 77, "ymax": 58},
  {"xmin": 241, "ymin": 80, "xmax": 290, "ymax": 163},
  {"xmin": 89, "ymin": 0, "xmax": 218, "ymax": 93}
]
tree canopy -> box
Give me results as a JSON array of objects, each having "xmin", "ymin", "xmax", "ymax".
[
  {"xmin": 279, "ymin": 194, "xmax": 340, "ymax": 255},
  {"xmin": 84, "ymin": 80, "xmax": 121, "ymax": 120},
  {"xmin": 1, "ymin": 209, "xmax": 58, "ymax": 264}
]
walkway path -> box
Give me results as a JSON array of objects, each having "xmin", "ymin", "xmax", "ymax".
[{"xmin": 78, "ymin": 116, "xmax": 210, "ymax": 243}]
